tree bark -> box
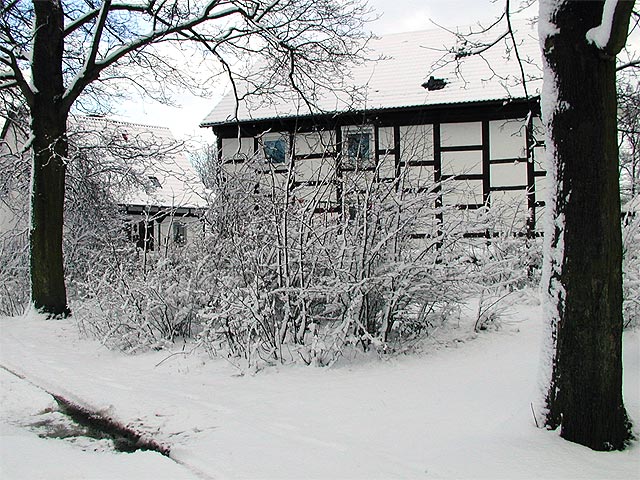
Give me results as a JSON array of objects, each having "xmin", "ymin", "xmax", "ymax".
[
  {"xmin": 29, "ymin": 0, "xmax": 70, "ymax": 316},
  {"xmin": 541, "ymin": 0, "xmax": 632, "ymax": 450}
]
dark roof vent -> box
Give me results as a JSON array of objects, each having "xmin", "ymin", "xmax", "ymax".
[
  {"xmin": 148, "ymin": 176, "xmax": 161, "ymax": 188},
  {"xmin": 422, "ymin": 76, "xmax": 447, "ymax": 91}
]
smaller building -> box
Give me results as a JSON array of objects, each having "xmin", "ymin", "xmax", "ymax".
[
  {"xmin": 0, "ymin": 114, "xmax": 208, "ymax": 249},
  {"xmin": 76, "ymin": 116, "xmax": 208, "ymax": 250}
]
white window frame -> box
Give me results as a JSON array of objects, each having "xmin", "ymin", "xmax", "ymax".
[
  {"xmin": 259, "ymin": 132, "xmax": 290, "ymax": 165},
  {"xmin": 341, "ymin": 125, "xmax": 375, "ymax": 170}
]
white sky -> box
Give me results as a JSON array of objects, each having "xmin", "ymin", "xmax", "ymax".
[
  {"xmin": 368, "ymin": 0, "xmax": 506, "ymax": 34},
  {"xmin": 121, "ymin": 0, "xmax": 513, "ymax": 143}
]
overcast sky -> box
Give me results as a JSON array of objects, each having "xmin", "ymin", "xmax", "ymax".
[
  {"xmin": 368, "ymin": 0, "xmax": 506, "ymax": 34},
  {"xmin": 123, "ymin": 0, "xmax": 517, "ymax": 142}
]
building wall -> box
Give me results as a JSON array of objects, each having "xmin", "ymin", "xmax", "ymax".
[
  {"xmin": 0, "ymin": 202, "xmax": 18, "ymax": 235},
  {"xmin": 0, "ymin": 118, "xmax": 29, "ymax": 236},
  {"xmin": 156, "ymin": 215, "xmax": 202, "ymax": 248},
  {"xmin": 126, "ymin": 213, "xmax": 203, "ymax": 251},
  {"xmin": 218, "ymin": 112, "xmax": 547, "ymax": 235}
]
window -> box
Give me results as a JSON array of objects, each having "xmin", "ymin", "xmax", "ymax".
[
  {"xmin": 342, "ymin": 127, "xmax": 374, "ymax": 169},
  {"xmin": 127, "ymin": 220, "xmax": 154, "ymax": 251},
  {"xmin": 173, "ymin": 222, "xmax": 187, "ymax": 245},
  {"xmin": 263, "ymin": 137, "xmax": 287, "ymax": 164}
]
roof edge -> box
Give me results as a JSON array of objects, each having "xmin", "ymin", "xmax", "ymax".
[{"xmin": 199, "ymin": 96, "xmax": 540, "ymax": 129}]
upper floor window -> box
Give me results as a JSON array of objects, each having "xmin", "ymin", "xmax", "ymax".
[
  {"xmin": 264, "ymin": 138, "xmax": 287, "ymax": 164},
  {"xmin": 342, "ymin": 126, "xmax": 374, "ymax": 169},
  {"xmin": 261, "ymin": 133, "xmax": 288, "ymax": 164}
]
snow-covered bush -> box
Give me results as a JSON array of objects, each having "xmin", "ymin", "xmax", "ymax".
[
  {"xmin": 74, "ymin": 237, "xmax": 219, "ymax": 352},
  {"xmin": 622, "ymin": 207, "xmax": 640, "ymax": 329},
  {"xmin": 0, "ymin": 116, "xmax": 30, "ymax": 316},
  {"xmin": 444, "ymin": 201, "xmax": 543, "ymax": 333},
  {"xmin": 0, "ymin": 113, "xmax": 160, "ymax": 316},
  {"xmin": 194, "ymin": 155, "xmax": 477, "ymax": 366},
  {"xmin": 0, "ymin": 231, "xmax": 29, "ymax": 316}
]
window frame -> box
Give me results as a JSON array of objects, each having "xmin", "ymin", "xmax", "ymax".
[
  {"xmin": 173, "ymin": 221, "xmax": 187, "ymax": 246},
  {"xmin": 341, "ymin": 126, "xmax": 375, "ymax": 170},
  {"xmin": 260, "ymin": 132, "xmax": 289, "ymax": 165}
]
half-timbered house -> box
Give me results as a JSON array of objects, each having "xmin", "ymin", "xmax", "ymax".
[{"xmin": 201, "ymin": 23, "xmax": 545, "ymax": 237}]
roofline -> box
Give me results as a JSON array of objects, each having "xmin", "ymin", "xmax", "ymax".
[
  {"xmin": 72, "ymin": 114, "xmax": 173, "ymax": 133},
  {"xmin": 199, "ymin": 96, "xmax": 540, "ymax": 129},
  {"xmin": 121, "ymin": 204, "xmax": 207, "ymax": 217}
]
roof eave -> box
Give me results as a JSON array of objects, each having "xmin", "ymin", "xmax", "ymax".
[{"xmin": 199, "ymin": 96, "xmax": 540, "ymax": 129}]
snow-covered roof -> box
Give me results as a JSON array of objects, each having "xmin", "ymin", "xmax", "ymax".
[
  {"xmin": 70, "ymin": 116, "xmax": 208, "ymax": 211},
  {"xmin": 201, "ymin": 21, "xmax": 542, "ymax": 127}
]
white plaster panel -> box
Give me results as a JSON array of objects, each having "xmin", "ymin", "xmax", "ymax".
[
  {"xmin": 295, "ymin": 157, "xmax": 335, "ymax": 182},
  {"xmin": 533, "ymin": 146, "xmax": 547, "ymax": 171},
  {"xmin": 532, "ymin": 116, "xmax": 545, "ymax": 142},
  {"xmin": 535, "ymin": 175, "xmax": 548, "ymax": 203},
  {"xmin": 222, "ymin": 162, "xmax": 249, "ymax": 177},
  {"xmin": 294, "ymin": 131, "xmax": 335, "ymax": 156},
  {"xmin": 411, "ymin": 199, "xmax": 439, "ymax": 235},
  {"xmin": 309, "ymin": 211, "xmax": 340, "ymax": 231},
  {"xmin": 490, "ymin": 162, "xmax": 528, "ymax": 187},
  {"xmin": 488, "ymin": 190, "xmax": 528, "ymax": 232},
  {"xmin": 294, "ymin": 184, "xmax": 336, "ymax": 204},
  {"xmin": 316, "ymin": 184, "xmax": 337, "ymax": 204},
  {"xmin": 257, "ymin": 172, "xmax": 289, "ymax": 193},
  {"xmin": 442, "ymin": 207, "xmax": 486, "ymax": 234},
  {"xmin": 489, "ymin": 119, "xmax": 527, "ymax": 160},
  {"xmin": 399, "ymin": 124, "xmax": 433, "ymax": 162},
  {"xmin": 402, "ymin": 164, "xmax": 434, "ymax": 189},
  {"xmin": 534, "ymin": 204, "xmax": 546, "ymax": 230},
  {"xmin": 293, "ymin": 185, "xmax": 316, "ymax": 202},
  {"xmin": 409, "ymin": 236, "xmax": 434, "ymax": 252},
  {"xmin": 490, "ymin": 189, "xmax": 528, "ymax": 207},
  {"xmin": 221, "ymin": 137, "xmax": 254, "ymax": 160},
  {"xmin": 440, "ymin": 122, "xmax": 482, "ymax": 147},
  {"xmin": 342, "ymin": 170, "xmax": 375, "ymax": 193},
  {"xmin": 414, "ymin": 218, "xmax": 439, "ymax": 237},
  {"xmin": 442, "ymin": 179, "xmax": 483, "ymax": 206},
  {"xmin": 441, "ymin": 151, "xmax": 482, "ymax": 175},
  {"xmin": 378, "ymin": 126, "xmax": 395, "ymax": 150},
  {"xmin": 377, "ymin": 153, "xmax": 397, "ymax": 179},
  {"xmin": 353, "ymin": 171, "xmax": 376, "ymax": 192},
  {"xmin": 0, "ymin": 203, "xmax": 18, "ymax": 234}
]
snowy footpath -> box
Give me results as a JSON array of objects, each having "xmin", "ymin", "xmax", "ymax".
[{"xmin": 1, "ymin": 298, "xmax": 639, "ymax": 479}]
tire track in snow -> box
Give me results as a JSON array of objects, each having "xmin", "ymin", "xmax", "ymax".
[{"xmin": 0, "ymin": 364, "xmax": 217, "ymax": 480}]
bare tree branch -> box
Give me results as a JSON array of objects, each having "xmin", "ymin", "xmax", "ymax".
[
  {"xmin": 62, "ymin": 2, "xmax": 249, "ymax": 108},
  {"xmin": 617, "ymin": 58, "xmax": 640, "ymax": 70},
  {"xmin": 0, "ymin": 45, "xmax": 34, "ymax": 106}
]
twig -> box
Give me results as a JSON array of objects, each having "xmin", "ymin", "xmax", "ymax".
[{"xmin": 530, "ymin": 402, "xmax": 539, "ymax": 428}]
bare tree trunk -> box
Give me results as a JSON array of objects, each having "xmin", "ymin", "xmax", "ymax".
[
  {"xmin": 540, "ymin": 0, "xmax": 632, "ymax": 450},
  {"xmin": 29, "ymin": 0, "xmax": 70, "ymax": 316}
]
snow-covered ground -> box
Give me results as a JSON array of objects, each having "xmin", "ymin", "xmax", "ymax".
[{"xmin": 1, "ymin": 294, "xmax": 638, "ymax": 479}]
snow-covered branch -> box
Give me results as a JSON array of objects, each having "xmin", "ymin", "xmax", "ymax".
[
  {"xmin": 0, "ymin": 45, "xmax": 33, "ymax": 106},
  {"xmin": 62, "ymin": 1, "xmax": 245, "ymax": 108},
  {"xmin": 586, "ymin": 0, "xmax": 635, "ymax": 57}
]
